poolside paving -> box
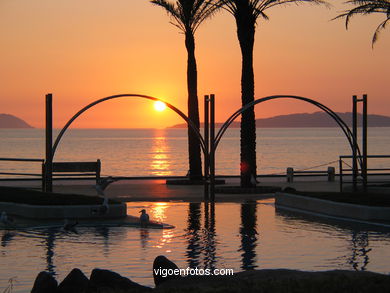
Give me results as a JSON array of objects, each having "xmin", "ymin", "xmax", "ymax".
[{"xmin": 0, "ymin": 176, "xmax": 347, "ymax": 202}]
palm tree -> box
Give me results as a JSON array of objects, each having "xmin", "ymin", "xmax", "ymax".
[
  {"xmin": 217, "ymin": 0, "xmax": 325, "ymax": 187},
  {"xmin": 336, "ymin": 0, "xmax": 390, "ymax": 46},
  {"xmin": 151, "ymin": 0, "xmax": 219, "ymax": 180}
]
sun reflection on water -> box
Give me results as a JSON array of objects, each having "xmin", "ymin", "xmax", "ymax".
[
  {"xmin": 150, "ymin": 202, "xmax": 168, "ymax": 223},
  {"xmin": 154, "ymin": 229, "xmax": 175, "ymax": 251},
  {"xmin": 150, "ymin": 131, "xmax": 172, "ymax": 176},
  {"xmin": 150, "ymin": 202, "xmax": 174, "ymax": 251}
]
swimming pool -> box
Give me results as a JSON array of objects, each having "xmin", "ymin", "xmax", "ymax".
[{"xmin": 1, "ymin": 199, "xmax": 390, "ymax": 292}]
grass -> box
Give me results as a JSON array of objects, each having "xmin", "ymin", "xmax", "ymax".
[
  {"xmin": 286, "ymin": 190, "xmax": 390, "ymax": 207},
  {"xmin": 0, "ymin": 186, "xmax": 120, "ymax": 205}
]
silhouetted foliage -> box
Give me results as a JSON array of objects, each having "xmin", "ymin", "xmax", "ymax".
[
  {"xmin": 335, "ymin": 0, "xmax": 390, "ymax": 46},
  {"xmin": 216, "ymin": 0, "xmax": 326, "ymax": 187},
  {"xmin": 151, "ymin": 0, "xmax": 220, "ymax": 180}
]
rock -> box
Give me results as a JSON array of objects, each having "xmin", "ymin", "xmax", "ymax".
[
  {"xmin": 31, "ymin": 271, "xmax": 58, "ymax": 293},
  {"xmin": 86, "ymin": 268, "xmax": 151, "ymax": 293},
  {"xmin": 154, "ymin": 269, "xmax": 390, "ymax": 293},
  {"xmin": 58, "ymin": 268, "xmax": 89, "ymax": 293},
  {"xmin": 153, "ymin": 255, "xmax": 181, "ymax": 287}
]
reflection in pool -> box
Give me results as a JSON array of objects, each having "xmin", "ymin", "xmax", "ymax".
[{"xmin": 1, "ymin": 199, "xmax": 390, "ymax": 292}]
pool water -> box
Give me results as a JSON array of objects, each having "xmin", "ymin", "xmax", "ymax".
[{"xmin": 1, "ymin": 199, "xmax": 390, "ymax": 292}]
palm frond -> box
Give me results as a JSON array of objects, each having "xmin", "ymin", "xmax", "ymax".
[
  {"xmin": 151, "ymin": 0, "xmax": 186, "ymax": 32},
  {"xmin": 191, "ymin": 0, "xmax": 221, "ymax": 32},
  {"xmin": 215, "ymin": 0, "xmax": 238, "ymax": 14},
  {"xmin": 151, "ymin": 0, "xmax": 221, "ymax": 34},
  {"xmin": 334, "ymin": 0, "xmax": 390, "ymax": 45},
  {"xmin": 372, "ymin": 17, "xmax": 390, "ymax": 45},
  {"xmin": 345, "ymin": 5, "xmax": 380, "ymax": 29},
  {"xmin": 345, "ymin": 0, "xmax": 390, "ymax": 6},
  {"xmin": 151, "ymin": 0, "xmax": 178, "ymax": 18},
  {"xmin": 262, "ymin": 0, "xmax": 329, "ymax": 11},
  {"xmin": 217, "ymin": 0, "xmax": 328, "ymax": 24}
]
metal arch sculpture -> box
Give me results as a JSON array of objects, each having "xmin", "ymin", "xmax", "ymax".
[
  {"xmin": 52, "ymin": 94, "xmax": 206, "ymax": 158},
  {"xmin": 214, "ymin": 95, "xmax": 363, "ymax": 169}
]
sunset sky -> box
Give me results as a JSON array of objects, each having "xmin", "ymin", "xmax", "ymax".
[{"xmin": 0, "ymin": 0, "xmax": 389, "ymax": 128}]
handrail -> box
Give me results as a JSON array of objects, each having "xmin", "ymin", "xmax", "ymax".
[
  {"xmin": 340, "ymin": 155, "xmax": 390, "ymax": 159},
  {"xmin": 0, "ymin": 172, "xmax": 42, "ymax": 176},
  {"xmin": 0, "ymin": 158, "xmax": 44, "ymax": 162},
  {"xmin": 0, "ymin": 157, "xmax": 45, "ymax": 190},
  {"xmin": 339, "ymin": 155, "xmax": 390, "ymax": 191}
]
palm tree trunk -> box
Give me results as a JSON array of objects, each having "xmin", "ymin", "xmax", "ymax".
[
  {"xmin": 185, "ymin": 31, "xmax": 202, "ymax": 180},
  {"xmin": 236, "ymin": 15, "xmax": 257, "ymax": 187}
]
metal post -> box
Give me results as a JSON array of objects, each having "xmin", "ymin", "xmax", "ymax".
[
  {"xmin": 210, "ymin": 94, "xmax": 215, "ymax": 202},
  {"xmin": 339, "ymin": 158, "xmax": 343, "ymax": 192},
  {"xmin": 362, "ymin": 94, "xmax": 368, "ymax": 191},
  {"xmin": 45, "ymin": 93, "xmax": 53, "ymax": 192},
  {"xmin": 41, "ymin": 162, "xmax": 46, "ymax": 192},
  {"xmin": 352, "ymin": 95, "xmax": 358, "ymax": 192},
  {"xmin": 204, "ymin": 95, "xmax": 210, "ymax": 201}
]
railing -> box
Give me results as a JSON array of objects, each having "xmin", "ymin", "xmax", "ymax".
[
  {"xmin": 286, "ymin": 166, "xmax": 336, "ymax": 183},
  {"xmin": 0, "ymin": 158, "xmax": 105, "ymax": 191},
  {"xmin": 339, "ymin": 155, "xmax": 390, "ymax": 191},
  {"xmin": 50, "ymin": 160, "xmax": 101, "ymax": 184},
  {"xmin": 0, "ymin": 157, "xmax": 45, "ymax": 190}
]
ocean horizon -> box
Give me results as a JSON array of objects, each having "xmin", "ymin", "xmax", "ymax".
[{"xmin": 1, "ymin": 127, "xmax": 390, "ymax": 178}]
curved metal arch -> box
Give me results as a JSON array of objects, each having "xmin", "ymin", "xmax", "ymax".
[
  {"xmin": 215, "ymin": 95, "xmax": 362, "ymax": 168},
  {"xmin": 52, "ymin": 94, "xmax": 205, "ymax": 158}
]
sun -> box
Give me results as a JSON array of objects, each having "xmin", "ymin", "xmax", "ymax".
[{"xmin": 154, "ymin": 101, "xmax": 167, "ymax": 112}]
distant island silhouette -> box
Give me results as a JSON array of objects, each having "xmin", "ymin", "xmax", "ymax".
[
  {"xmin": 170, "ymin": 112, "xmax": 390, "ymax": 128},
  {"xmin": 0, "ymin": 114, "xmax": 33, "ymax": 128}
]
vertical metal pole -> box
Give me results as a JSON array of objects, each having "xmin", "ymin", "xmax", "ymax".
[
  {"xmin": 45, "ymin": 93, "xmax": 53, "ymax": 192},
  {"xmin": 210, "ymin": 94, "xmax": 215, "ymax": 202},
  {"xmin": 352, "ymin": 95, "xmax": 358, "ymax": 192},
  {"xmin": 41, "ymin": 162, "xmax": 45, "ymax": 192},
  {"xmin": 339, "ymin": 158, "xmax": 343, "ymax": 192},
  {"xmin": 362, "ymin": 94, "xmax": 368, "ymax": 191},
  {"xmin": 204, "ymin": 95, "xmax": 210, "ymax": 201}
]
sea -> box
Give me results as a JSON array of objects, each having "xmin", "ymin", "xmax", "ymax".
[
  {"xmin": 1, "ymin": 127, "xmax": 390, "ymax": 178},
  {"xmin": 1, "ymin": 128, "xmax": 390, "ymax": 292}
]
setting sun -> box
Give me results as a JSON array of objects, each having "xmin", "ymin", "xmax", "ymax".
[{"xmin": 154, "ymin": 101, "xmax": 167, "ymax": 112}]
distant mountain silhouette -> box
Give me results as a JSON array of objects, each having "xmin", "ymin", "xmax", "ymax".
[
  {"xmin": 170, "ymin": 112, "xmax": 390, "ymax": 128},
  {"xmin": 0, "ymin": 114, "xmax": 33, "ymax": 128}
]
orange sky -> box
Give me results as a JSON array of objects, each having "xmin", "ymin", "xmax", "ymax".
[{"xmin": 0, "ymin": 0, "xmax": 389, "ymax": 128}]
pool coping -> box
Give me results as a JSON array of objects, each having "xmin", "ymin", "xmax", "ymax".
[
  {"xmin": 275, "ymin": 192, "xmax": 390, "ymax": 222},
  {"xmin": 0, "ymin": 201, "xmax": 176, "ymax": 229},
  {"xmin": 0, "ymin": 201, "xmax": 127, "ymax": 219}
]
